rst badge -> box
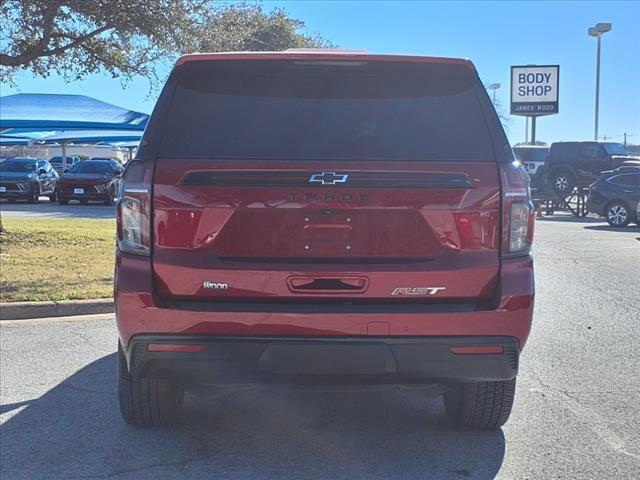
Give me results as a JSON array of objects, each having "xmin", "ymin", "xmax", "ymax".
[{"xmin": 391, "ymin": 287, "xmax": 446, "ymax": 296}]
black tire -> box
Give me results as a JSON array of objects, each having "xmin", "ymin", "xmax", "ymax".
[
  {"xmin": 28, "ymin": 186, "xmax": 40, "ymax": 204},
  {"xmin": 443, "ymin": 379, "xmax": 516, "ymax": 430},
  {"xmin": 104, "ymin": 189, "xmax": 115, "ymax": 206},
  {"xmin": 118, "ymin": 343, "xmax": 184, "ymax": 427},
  {"xmin": 549, "ymin": 169, "xmax": 576, "ymax": 195},
  {"xmin": 49, "ymin": 193, "xmax": 57, "ymax": 202},
  {"xmin": 605, "ymin": 201, "xmax": 631, "ymax": 227},
  {"xmin": 58, "ymin": 197, "xmax": 69, "ymax": 205}
]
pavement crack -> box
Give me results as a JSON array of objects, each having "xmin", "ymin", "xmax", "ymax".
[
  {"xmin": 65, "ymin": 455, "xmax": 214, "ymax": 479},
  {"xmin": 529, "ymin": 376, "xmax": 640, "ymax": 462}
]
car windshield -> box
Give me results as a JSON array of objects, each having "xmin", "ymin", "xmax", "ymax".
[
  {"xmin": 0, "ymin": 159, "xmax": 37, "ymax": 172},
  {"xmin": 69, "ymin": 161, "xmax": 111, "ymax": 174},
  {"xmin": 603, "ymin": 143, "xmax": 627, "ymax": 155}
]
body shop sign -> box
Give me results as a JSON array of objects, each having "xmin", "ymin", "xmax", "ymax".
[{"xmin": 510, "ymin": 65, "xmax": 559, "ymax": 116}]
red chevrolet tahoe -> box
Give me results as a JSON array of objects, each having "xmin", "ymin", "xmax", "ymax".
[{"xmin": 115, "ymin": 51, "xmax": 535, "ymax": 430}]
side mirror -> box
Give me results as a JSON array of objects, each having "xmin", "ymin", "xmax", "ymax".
[{"xmin": 38, "ymin": 168, "xmax": 47, "ymax": 175}]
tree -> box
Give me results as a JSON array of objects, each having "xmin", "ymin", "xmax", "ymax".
[
  {"xmin": 0, "ymin": 1, "xmax": 332, "ymax": 87},
  {"xmin": 188, "ymin": 4, "xmax": 334, "ymax": 52}
]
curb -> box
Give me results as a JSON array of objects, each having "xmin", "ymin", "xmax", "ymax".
[{"xmin": 0, "ymin": 299, "xmax": 114, "ymax": 321}]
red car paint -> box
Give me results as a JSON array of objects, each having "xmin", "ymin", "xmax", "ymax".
[
  {"xmin": 56, "ymin": 160, "xmax": 122, "ymax": 204},
  {"xmin": 116, "ymin": 51, "xmax": 534, "ymax": 371}
]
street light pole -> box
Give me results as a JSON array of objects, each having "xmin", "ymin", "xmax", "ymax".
[
  {"xmin": 588, "ymin": 22, "xmax": 612, "ymax": 141},
  {"xmin": 594, "ymin": 33, "xmax": 601, "ymax": 141},
  {"xmin": 487, "ymin": 83, "xmax": 501, "ymax": 107}
]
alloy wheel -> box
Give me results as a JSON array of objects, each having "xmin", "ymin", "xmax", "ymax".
[
  {"xmin": 554, "ymin": 176, "xmax": 568, "ymax": 191},
  {"xmin": 607, "ymin": 205, "xmax": 628, "ymax": 226}
]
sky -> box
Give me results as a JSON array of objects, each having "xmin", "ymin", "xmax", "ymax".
[{"xmin": 2, "ymin": 0, "xmax": 639, "ymax": 146}]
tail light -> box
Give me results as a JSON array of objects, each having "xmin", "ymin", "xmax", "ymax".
[
  {"xmin": 500, "ymin": 161, "xmax": 535, "ymax": 257},
  {"xmin": 116, "ymin": 160, "xmax": 153, "ymax": 256}
]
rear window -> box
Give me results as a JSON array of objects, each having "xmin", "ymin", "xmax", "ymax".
[
  {"xmin": 513, "ymin": 147, "xmax": 548, "ymax": 163},
  {"xmin": 157, "ymin": 60, "xmax": 495, "ymax": 161}
]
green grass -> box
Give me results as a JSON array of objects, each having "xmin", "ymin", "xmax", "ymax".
[{"xmin": 0, "ymin": 218, "xmax": 116, "ymax": 302}]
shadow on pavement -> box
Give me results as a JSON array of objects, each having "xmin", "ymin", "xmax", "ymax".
[
  {"xmin": 583, "ymin": 224, "xmax": 640, "ymax": 233},
  {"xmin": 535, "ymin": 214, "xmax": 602, "ymax": 224},
  {"xmin": 1, "ymin": 354, "xmax": 506, "ymax": 479}
]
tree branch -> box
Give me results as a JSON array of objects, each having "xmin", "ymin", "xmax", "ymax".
[
  {"xmin": 37, "ymin": 26, "xmax": 114, "ymax": 59},
  {"xmin": 1, "ymin": 22, "xmax": 113, "ymax": 67},
  {"xmin": 0, "ymin": 2, "xmax": 60, "ymax": 66}
]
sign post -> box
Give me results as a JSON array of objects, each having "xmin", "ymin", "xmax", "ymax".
[{"xmin": 510, "ymin": 65, "xmax": 560, "ymax": 143}]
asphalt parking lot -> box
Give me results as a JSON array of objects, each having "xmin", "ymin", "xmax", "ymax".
[
  {"xmin": 0, "ymin": 198, "xmax": 115, "ymax": 219},
  {"xmin": 1, "ymin": 217, "xmax": 639, "ymax": 479}
]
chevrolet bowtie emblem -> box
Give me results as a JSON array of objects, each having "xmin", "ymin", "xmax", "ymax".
[{"xmin": 308, "ymin": 172, "xmax": 349, "ymax": 185}]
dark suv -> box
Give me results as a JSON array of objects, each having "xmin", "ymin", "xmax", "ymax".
[
  {"xmin": 115, "ymin": 51, "xmax": 535, "ymax": 430},
  {"xmin": 56, "ymin": 159, "xmax": 123, "ymax": 205},
  {"xmin": 587, "ymin": 165, "xmax": 640, "ymax": 226},
  {"xmin": 545, "ymin": 141, "xmax": 635, "ymax": 194},
  {"xmin": 0, "ymin": 157, "xmax": 58, "ymax": 203}
]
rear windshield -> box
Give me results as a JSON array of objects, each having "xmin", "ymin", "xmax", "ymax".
[{"xmin": 158, "ymin": 60, "xmax": 495, "ymax": 161}]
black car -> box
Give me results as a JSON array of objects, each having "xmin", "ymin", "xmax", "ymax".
[
  {"xmin": 56, "ymin": 159, "xmax": 123, "ymax": 205},
  {"xmin": 586, "ymin": 165, "xmax": 640, "ymax": 227},
  {"xmin": 0, "ymin": 157, "xmax": 58, "ymax": 203},
  {"xmin": 545, "ymin": 141, "xmax": 637, "ymax": 195},
  {"xmin": 512, "ymin": 145, "xmax": 549, "ymax": 190}
]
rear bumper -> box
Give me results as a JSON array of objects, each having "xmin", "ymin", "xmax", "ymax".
[
  {"xmin": 123, "ymin": 335, "xmax": 520, "ymax": 384},
  {"xmin": 116, "ymin": 253, "xmax": 534, "ymax": 384}
]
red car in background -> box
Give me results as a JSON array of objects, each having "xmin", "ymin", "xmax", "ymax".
[
  {"xmin": 115, "ymin": 51, "xmax": 535, "ymax": 430},
  {"xmin": 57, "ymin": 159, "xmax": 123, "ymax": 205}
]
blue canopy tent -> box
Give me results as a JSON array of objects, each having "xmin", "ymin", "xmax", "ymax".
[
  {"xmin": 0, "ymin": 94, "xmax": 149, "ymax": 131},
  {"xmin": 39, "ymin": 130, "xmax": 143, "ymax": 163},
  {"xmin": 37, "ymin": 130, "xmax": 143, "ymax": 145},
  {"xmin": 0, "ymin": 135, "xmax": 31, "ymax": 146},
  {"xmin": 0, "ymin": 94, "xmax": 148, "ymax": 167}
]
